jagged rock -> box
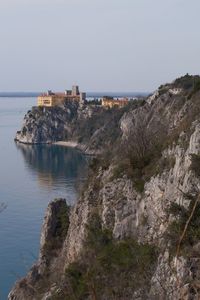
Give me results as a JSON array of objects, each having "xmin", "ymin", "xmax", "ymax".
[{"xmin": 8, "ymin": 199, "xmax": 70, "ymax": 300}]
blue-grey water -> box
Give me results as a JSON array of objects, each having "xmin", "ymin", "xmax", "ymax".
[{"xmin": 0, "ymin": 98, "xmax": 87, "ymax": 299}]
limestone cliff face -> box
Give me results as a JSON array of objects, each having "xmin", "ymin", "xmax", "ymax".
[
  {"xmin": 15, "ymin": 102, "xmax": 79, "ymax": 144},
  {"xmin": 9, "ymin": 75, "xmax": 200, "ymax": 299}
]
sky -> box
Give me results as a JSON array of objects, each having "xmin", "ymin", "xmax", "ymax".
[{"xmin": 0, "ymin": 0, "xmax": 199, "ymax": 92}]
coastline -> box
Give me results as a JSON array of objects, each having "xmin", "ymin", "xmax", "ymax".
[
  {"xmin": 53, "ymin": 141, "xmax": 78, "ymax": 147},
  {"xmin": 54, "ymin": 141, "xmax": 98, "ymax": 155},
  {"xmin": 15, "ymin": 138, "xmax": 98, "ymax": 155}
]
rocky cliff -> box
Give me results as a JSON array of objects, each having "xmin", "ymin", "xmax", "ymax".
[
  {"xmin": 9, "ymin": 74, "xmax": 200, "ymax": 299},
  {"xmin": 14, "ymin": 100, "xmax": 133, "ymax": 155}
]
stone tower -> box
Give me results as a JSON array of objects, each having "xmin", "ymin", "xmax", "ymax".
[{"xmin": 72, "ymin": 85, "xmax": 80, "ymax": 96}]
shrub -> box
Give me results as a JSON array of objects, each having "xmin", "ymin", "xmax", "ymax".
[
  {"xmin": 187, "ymin": 77, "xmax": 200, "ymax": 99},
  {"xmin": 111, "ymin": 161, "xmax": 128, "ymax": 180},
  {"xmin": 158, "ymin": 86, "xmax": 169, "ymax": 96},
  {"xmin": 43, "ymin": 201, "xmax": 70, "ymax": 256},
  {"xmin": 173, "ymin": 74, "xmax": 197, "ymax": 90},
  {"xmin": 134, "ymin": 178, "xmax": 145, "ymax": 193},
  {"xmin": 168, "ymin": 202, "xmax": 186, "ymax": 216},
  {"xmin": 56, "ymin": 203, "xmax": 70, "ymax": 239}
]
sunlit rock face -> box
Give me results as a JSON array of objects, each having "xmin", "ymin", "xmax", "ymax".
[{"xmin": 15, "ymin": 102, "xmax": 80, "ymax": 144}]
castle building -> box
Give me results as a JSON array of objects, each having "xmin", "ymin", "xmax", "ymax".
[
  {"xmin": 102, "ymin": 97, "xmax": 129, "ymax": 108},
  {"xmin": 37, "ymin": 86, "xmax": 86, "ymax": 107},
  {"xmin": 72, "ymin": 85, "xmax": 80, "ymax": 96}
]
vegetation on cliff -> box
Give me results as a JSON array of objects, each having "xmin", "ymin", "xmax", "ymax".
[
  {"xmin": 104, "ymin": 75, "xmax": 200, "ymax": 193},
  {"xmin": 43, "ymin": 200, "xmax": 70, "ymax": 256},
  {"xmin": 9, "ymin": 74, "xmax": 200, "ymax": 300}
]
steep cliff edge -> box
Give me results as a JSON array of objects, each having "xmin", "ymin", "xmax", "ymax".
[
  {"xmin": 15, "ymin": 101, "xmax": 136, "ymax": 154},
  {"xmin": 9, "ymin": 74, "xmax": 200, "ymax": 299}
]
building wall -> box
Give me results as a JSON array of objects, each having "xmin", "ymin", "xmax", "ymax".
[
  {"xmin": 72, "ymin": 85, "xmax": 79, "ymax": 96},
  {"xmin": 102, "ymin": 98, "xmax": 129, "ymax": 108},
  {"xmin": 80, "ymin": 92, "xmax": 86, "ymax": 102},
  {"xmin": 38, "ymin": 96, "xmax": 53, "ymax": 107},
  {"xmin": 37, "ymin": 95, "xmax": 66, "ymax": 107},
  {"xmin": 38, "ymin": 86, "xmax": 86, "ymax": 107},
  {"xmin": 52, "ymin": 95, "xmax": 66, "ymax": 106}
]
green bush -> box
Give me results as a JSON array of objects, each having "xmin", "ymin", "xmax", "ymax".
[
  {"xmin": 168, "ymin": 202, "xmax": 186, "ymax": 216},
  {"xmin": 158, "ymin": 86, "xmax": 169, "ymax": 96},
  {"xmin": 134, "ymin": 178, "xmax": 145, "ymax": 193},
  {"xmin": 65, "ymin": 263, "xmax": 88, "ymax": 300},
  {"xmin": 187, "ymin": 77, "xmax": 200, "ymax": 99},
  {"xmin": 111, "ymin": 162, "xmax": 127, "ymax": 180},
  {"xmin": 43, "ymin": 201, "xmax": 70, "ymax": 256},
  {"xmin": 56, "ymin": 203, "xmax": 70, "ymax": 239},
  {"xmin": 173, "ymin": 74, "xmax": 197, "ymax": 90}
]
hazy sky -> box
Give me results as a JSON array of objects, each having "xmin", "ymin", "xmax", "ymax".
[{"xmin": 0, "ymin": 0, "xmax": 199, "ymax": 92}]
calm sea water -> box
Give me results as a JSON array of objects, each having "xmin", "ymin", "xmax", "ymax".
[{"xmin": 0, "ymin": 98, "xmax": 87, "ymax": 299}]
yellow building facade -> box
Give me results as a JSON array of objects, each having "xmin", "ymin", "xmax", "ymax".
[
  {"xmin": 102, "ymin": 97, "xmax": 129, "ymax": 108},
  {"xmin": 37, "ymin": 94, "xmax": 66, "ymax": 107},
  {"xmin": 37, "ymin": 86, "xmax": 86, "ymax": 107}
]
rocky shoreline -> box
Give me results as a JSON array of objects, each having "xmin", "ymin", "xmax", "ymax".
[
  {"xmin": 14, "ymin": 102, "xmax": 122, "ymax": 155},
  {"xmin": 9, "ymin": 75, "xmax": 200, "ymax": 299},
  {"xmin": 15, "ymin": 138, "xmax": 98, "ymax": 156},
  {"xmin": 53, "ymin": 141, "xmax": 78, "ymax": 147}
]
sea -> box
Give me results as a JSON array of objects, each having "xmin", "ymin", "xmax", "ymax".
[{"xmin": 0, "ymin": 97, "xmax": 88, "ymax": 299}]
